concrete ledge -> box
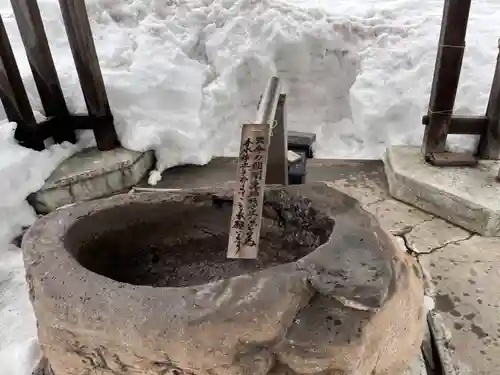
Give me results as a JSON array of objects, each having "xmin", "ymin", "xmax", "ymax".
[
  {"xmin": 28, "ymin": 147, "xmax": 155, "ymax": 213},
  {"xmin": 384, "ymin": 146, "xmax": 500, "ymax": 237}
]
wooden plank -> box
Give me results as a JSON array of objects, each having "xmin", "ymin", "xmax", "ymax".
[
  {"xmin": 58, "ymin": 0, "xmax": 119, "ymax": 150},
  {"xmin": 0, "ymin": 15, "xmax": 44, "ymax": 150},
  {"xmin": 227, "ymin": 123, "xmax": 271, "ymax": 259},
  {"xmin": 265, "ymin": 94, "xmax": 288, "ymax": 185},
  {"xmin": 29, "ymin": 114, "xmax": 105, "ymax": 144},
  {"xmin": 422, "ymin": 0, "xmax": 472, "ymax": 155},
  {"xmin": 422, "ymin": 115, "xmax": 488, "ymax": 135},
  {"xmin": 425, "ymin": 152, "xmax": 477, "ymax": 167},
  {"xmin": 10, "ymin": 0, "xmax": 75, "ymax": 144},
  {"xmin": 477, "ymin": 40, "xmax": 500, "ymax": 159}
]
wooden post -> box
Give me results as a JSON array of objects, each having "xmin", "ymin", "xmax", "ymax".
[
  {"xmin": 227, "ymin": 77, "xmax": 282, "ymax": 259},
  {"xmin": 58, "ymin": 0, "xmax": 120, "ymax": 150},
  {"xmin": 227, "ymin": 123, "xmax": 271, "ymax": 259},
  {"xmin": 0, "ymin": 15, "xmax": 43, "ymax": 150},
  {"xmin": 10, "ymin": 0, "xmax": 76, "ymax": 144},
  {"xmin": 266, "ymin": 93, "xmax": 288, "ymax": 185},
  {"xmin": 477, "ymin": 39, "xmax": 500, "ymax": 159},
  {"xmin": 422, "ymin": 0, "xmax": 471, "ymax": 155}
]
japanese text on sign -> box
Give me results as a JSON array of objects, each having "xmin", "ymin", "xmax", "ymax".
[{"xmin": 227, "ymin": 123, "xmax": 270, "ymax": 259}]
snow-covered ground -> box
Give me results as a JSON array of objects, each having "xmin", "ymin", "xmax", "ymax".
[{"xmin": 0, "ymin": 0, "xmax": 498, "ymax": 374}]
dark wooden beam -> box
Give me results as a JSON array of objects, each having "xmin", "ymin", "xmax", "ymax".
[
  {"xmin": 477, "ymin": 39, "xmax": 500, "ymax": 159},
  {"xmin": 422, "ymin": 115, "xmax": 488, "ymax": 135},
  {"xmin": 10, "ymin": 0, "xmax": 76, "ymax": 144},
  {"xmin": 59, "ymin": 0, "xmax": 120, "ymax": 150},
  {"xmin": 30, "ymin": 114, "xmax": 115, "ymax": 143},
  {"xmin": 0, "ymin": 15, "xmax": 44, "ymax": 150},
  {"xmin": 422, "ymin": 0, "xmax": 472, "ymax": 155}
]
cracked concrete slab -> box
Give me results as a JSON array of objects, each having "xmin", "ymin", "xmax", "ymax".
[
  {"xmin": 364, "ymin": 187, "xmax": 498, "ymax": 374},
  {"xmin": 418, "ymin": 235, "xmax": 500, "ymax": 375},
  {"xmin": 323, "ymin": 176, "xmax": 387, "ymax": 207},
  {"xmin": 364, "ymin": 199, "xmax": 434, "ymax": 234},
  {"xmin": 405, "ymin": 219, "xmax": 471, "ymax": 255}
]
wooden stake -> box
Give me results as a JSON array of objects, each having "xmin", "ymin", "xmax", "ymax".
[{"xmin": 227, "ymin": 123, "xmax": 271, "ymax": 259}]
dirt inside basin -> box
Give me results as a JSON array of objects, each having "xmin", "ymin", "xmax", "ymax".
[{"xmin": 65, "ymin": 194, "xmax": 334, "ymax": 287}]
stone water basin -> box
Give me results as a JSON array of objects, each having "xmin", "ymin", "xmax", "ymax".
[{"xmin": 22, "ymin": 182, "xmax": 424, "ymax": 375}]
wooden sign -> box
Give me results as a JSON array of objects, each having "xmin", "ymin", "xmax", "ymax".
[{"xmin": 227, "ymin": 123, "xmax": 271, "ymax": 259}]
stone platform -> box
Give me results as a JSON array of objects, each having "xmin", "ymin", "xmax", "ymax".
[
  {"xmin": 384, "ymin": 146, "xmax": 500, "ymax": 237},
  {"xmin": 28, "ymin": 147, "xmax": 154, "ymax": 213}
]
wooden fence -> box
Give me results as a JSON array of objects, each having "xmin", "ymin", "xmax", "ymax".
[
  {"xmin": 0, "ymin": 0, "xmax": 119, "ymax": 151},
  {"xmin": 422, "ymin": 0, "xmax": 500, "ymax": 167}
]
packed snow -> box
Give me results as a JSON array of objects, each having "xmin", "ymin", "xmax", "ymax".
[{"xmin": 0, "ymin": 0, "xmax": 499, "ymax": 374}]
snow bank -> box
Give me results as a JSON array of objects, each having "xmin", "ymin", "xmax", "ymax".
[
  {"xmin": 0, "ymin": 122, "xmax": 77, "ymax": 375},
  {"xmin": 2, "ymin": 0, "xmax": 499, "ymax": 174},
  {"xmin": 1, "ymin": 0, "xmax": 430, "ymax": 183},
  {"xmin": 0, "ymin": 0, "xmax": 499, "ymax": 374},
  {"xmin": 1, "ymin": 0, "xmax": 499, "ymax": 173},
  {"xmin": 347, "ymin": 0, "xmax": 500, "ymax": 155}
]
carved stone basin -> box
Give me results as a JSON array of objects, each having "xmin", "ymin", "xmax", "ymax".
[{"xmin": 22, "ymin": 183, "xmax": 424, "ymax": 375}]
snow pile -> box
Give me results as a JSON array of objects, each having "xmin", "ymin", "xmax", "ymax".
[
  {"xmin": 2, "ymin": 0, "xmax": 437, "ymax": 183},
  {"xmin": 1, "ymin": 0, "xmax": 499, "ymax": 174},
  {"xmin": 2, "ymin": 0, "xmax": 498, "ymax": 176},
  {"xmin": 0, "ymin": 122, "xmax": 78, "ymax": 375}
]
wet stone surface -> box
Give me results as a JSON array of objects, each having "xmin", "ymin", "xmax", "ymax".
[
  {"xmin": 419, "ymin": 235, "xmax": 500, "ymax": 375},
  {"xmin": 23, "ymin": 183, "xmax": 425, "ymax": 375}
]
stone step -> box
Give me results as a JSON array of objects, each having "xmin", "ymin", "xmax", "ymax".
[
  {"xmin": 28, "ymin": 147, "xmax": 154, "ymax": 214},
  {"xmin": 384, "ymin": 146, "xmax": 500, "ymax": 237}
]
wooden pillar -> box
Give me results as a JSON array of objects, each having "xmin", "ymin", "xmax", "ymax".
[
  {"xmin": 10, "ymin": 0, "xmax": 76, "ymax": 144},
  {"xmin": 59, "ymin": 0, "xmax": 120, "ymax": 150},
  {"xmin": 422, "ymin": 0, "xmax": 472, "ymax": 155},
  {"xmin": 477, "ymin": 39, "xmax": 500, "ymax": 159},
  {"xmin": 0, "ymin": 15, "xmax": 44, "ymax": 150}
]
